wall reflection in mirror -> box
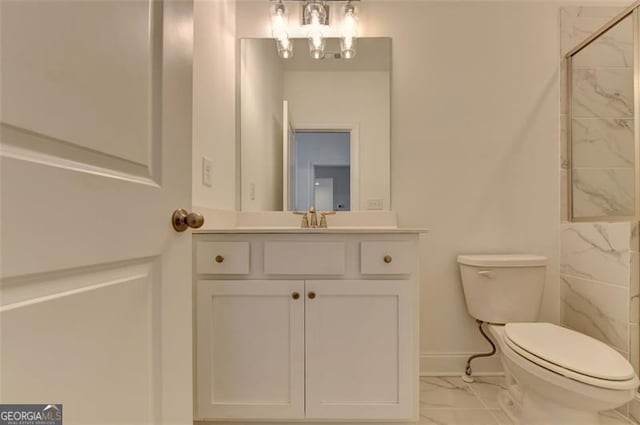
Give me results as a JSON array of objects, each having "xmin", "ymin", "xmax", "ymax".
[{"xmin": 240, "ymin": 37, "xmax": 391, "ymax": 211}]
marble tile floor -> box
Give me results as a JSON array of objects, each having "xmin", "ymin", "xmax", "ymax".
[{"xmin": 419, "ymin": 376, "xmax": 635, "ymax": 425}]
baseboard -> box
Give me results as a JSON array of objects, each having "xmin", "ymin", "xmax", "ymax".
[{"xmin": 420, "ymin": 352, "xmax": 503, "ymax": 377}]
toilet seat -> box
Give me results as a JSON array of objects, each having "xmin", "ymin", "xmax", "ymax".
[{"xmin": 503, "ymin": 323, "xmax": 638, "ymax": 391}]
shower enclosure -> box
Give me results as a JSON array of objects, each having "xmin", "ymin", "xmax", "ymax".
[
  {"xmin": 565, "ymin": 3, "xmax": 640, "ymax": 416},
  {"xmin": 567, "ymin": 5, "xmax": 637, "ymax": 221}
]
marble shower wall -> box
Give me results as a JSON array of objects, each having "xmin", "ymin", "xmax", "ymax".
[
  {"xmin": 560, "ymin": 222, "xmax": 635, "ymax": 355},
  {"xmin": 560, "ymin": 221, "xmax": 639, "ymax": 419},
  {"xmin": 561, "ymin": 7, "xmax": 640, "ymax": 421},
  {"xmin": 631, "ymin": 222, "xmax": 640, "ymax": 423},
  {"xmin": 561, "ymin": 7, "xmax": 635, "ymax": 220}
]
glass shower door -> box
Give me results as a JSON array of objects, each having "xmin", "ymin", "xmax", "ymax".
[{"xmin": 568, "ymin": 12, "xmax": 637, "ymax": 221}]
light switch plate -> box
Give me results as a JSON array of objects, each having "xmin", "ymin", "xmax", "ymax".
[
  {"xmin": 202, "ymin": 157, "xmax": 213, "ymax": 187},
  {"xmin": 367, "ymin": 199, "xmax": 383, "ymax": 210}
]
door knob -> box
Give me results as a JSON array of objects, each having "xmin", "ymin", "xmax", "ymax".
[{"xmin": 172, "ymin": 209, "xmax": 205, "ymax": 232}]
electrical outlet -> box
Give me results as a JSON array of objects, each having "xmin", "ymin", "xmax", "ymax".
[
  {"xmin": 202, "ymin": 157, "xmax": 213, "ymax": 187},
  {"xmin": 367, "ymin": 199, "xmax": 383, "ymax": 210},
  {"xmin": 250, "ymin": 183, "xmax": 256, "ymax": 200}
]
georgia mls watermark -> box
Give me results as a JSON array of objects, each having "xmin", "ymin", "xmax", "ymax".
[{"xmin": 0, "ymin": 404, "xmax": 62, "ymax": 425}]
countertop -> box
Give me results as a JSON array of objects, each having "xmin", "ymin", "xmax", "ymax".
[{"xmin": 193, "ymin": 227, "xmax": 428, "ymax": 234}]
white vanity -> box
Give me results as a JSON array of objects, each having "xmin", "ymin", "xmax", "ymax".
[
  {"xmin": 195, "ymin": 24, "xmax": 407, "ymax": 425},
  {"xmin": 193, "ymin": 227, "xmax": 423, "ymax": 422}
]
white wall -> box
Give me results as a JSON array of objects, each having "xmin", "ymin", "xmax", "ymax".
[
  {"xmin": 378, "ymin": 1, "xmax": 564, "ymax": 374},
  {"xmin": 192, "ymin": 0, "xmax": 237, "ymax": 210},
  {"xmin": 285, "ymin": 71, "xmax": 391, "ymax": 211},
  {"xmin": 238, "ymin": 0, "xmax": 562, "ymax": 375},
  {"xmin": 240, "ymin": 39, "xmax": 284, "ymax": 211}
]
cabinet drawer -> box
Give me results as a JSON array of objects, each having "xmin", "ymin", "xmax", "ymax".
[
  {"xmin": 196, "ymin": 242, "xmax": 250, "ymax": 274},
  {"xmin": 264, "ymin": 241, "xmax": 345, "ymax": 275},
  {"xmin": 360, "ymin": 241, "xmax": 414, "ymax": 275}
]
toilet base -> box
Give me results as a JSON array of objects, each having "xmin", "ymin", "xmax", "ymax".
[
  {"xmin": 497, "ymin": 389, "xmax": 520, "ymax": 424},
  {"xmin": 524, "ymin": 388, "xmax": 601, "ymax": 425},
  {"xmin": 499, "ymin": 387, "xmax": 603, "ymax": 425}
]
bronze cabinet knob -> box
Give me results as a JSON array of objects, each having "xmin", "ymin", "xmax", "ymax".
[
  {"xmin": 383, "ymin": 255, "xmax": 393, "ymax": 264},
  {"xmin": 215, "ymin": 255, "xmax": 224, "ymax": 263},
  {"xmin": 292, "ymin": 292, "xmax": 300, "ymax": 300},
  {"xmin": 308, "ymin": 291, "xmax": 316, "ymax": 300}
]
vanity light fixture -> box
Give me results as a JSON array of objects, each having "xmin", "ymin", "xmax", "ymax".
[{"xmin": 269, "ymin": 0, "xmax": 360, "ymax": 60}]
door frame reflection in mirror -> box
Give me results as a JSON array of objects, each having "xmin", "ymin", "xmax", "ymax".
[{"xmin": 285, "ymin": 122, "xmax": 359, "ymax": 212}]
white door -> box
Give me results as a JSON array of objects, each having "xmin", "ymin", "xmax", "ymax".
[
  {"xmin": 196, "ymin": 281, "xmax": 305, "ymax": 420},
  {"xmin": 314, "ymin": 177, "xmax": 334, "ymax": 211},
  {"xmin": 1, "ymin": 1, "xmax": 194, "ymax": 424},
  {"xmin": 305, "ymin": 280, "xmax": 414, "ymax": 420}
]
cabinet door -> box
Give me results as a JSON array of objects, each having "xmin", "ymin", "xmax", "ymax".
[
  {"xmin": 305, "ymin": 280, "xmax": 416, "ymax": 420},
  {"xmin": 196, "ymin": 280, "xmax": 305, "ymax": 420}
]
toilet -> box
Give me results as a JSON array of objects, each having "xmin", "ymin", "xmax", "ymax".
[{"xmin": 457, "ymin": 254, "xmax": 639, "ymax": 425}]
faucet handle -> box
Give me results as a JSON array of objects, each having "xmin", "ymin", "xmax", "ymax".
[
  {"xmin": 319, "ymin": 211, "xmax": 336, "ymax": 228},
  {"xmin": 308, "ymin": 206, "xmax": 318, "ymax": 228},
  {"xmin": 293, "ymin": 211, "xmax": 309, "ymax": 228}
]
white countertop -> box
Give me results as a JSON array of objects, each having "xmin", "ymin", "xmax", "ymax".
[
  {"xmin": 193, "ymin": 227, "xmax": 428, "ymax": 234},
  {"xmin": 192, "ymin": 208, "xmax": 427, "ymax": 234}
]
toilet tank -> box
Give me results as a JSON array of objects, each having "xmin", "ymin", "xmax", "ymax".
[{"xmin": 457, "ymin": 254, "xmax": 547, "ymax": 324}]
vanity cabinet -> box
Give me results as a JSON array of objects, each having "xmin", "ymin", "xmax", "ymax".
[
  {"xmin": 193, "ymin": 231, "xmax": 421, "ymax": 422},
  {"xmin": 196, "ymin": 280, "xmax": 305, "ymax": 420},
  {"xmin": 304, "ymin": 279, "xmax": 413, "ymax": 420}
]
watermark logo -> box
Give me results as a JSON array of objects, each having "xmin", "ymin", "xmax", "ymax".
[{"xmin": 0, "ymin": 404, "xmax": 62, "ymax": 425}]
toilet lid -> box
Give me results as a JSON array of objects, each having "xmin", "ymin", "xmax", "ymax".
[
  {"xmin": 457, "ymin": 254, "xmax": 547, "ymax": 267},
  {"xmin": 504, "ymin": 323, "xmax": 635, "ymax": 382}
]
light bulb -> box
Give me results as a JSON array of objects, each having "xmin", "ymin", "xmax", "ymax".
[
  {"xmin": 271, "ymin": 3, "xmax": 292, "ymax": 59},
  {"xmin": 340, "ymin": 3, "xmax": 358, "ymax": 59}
]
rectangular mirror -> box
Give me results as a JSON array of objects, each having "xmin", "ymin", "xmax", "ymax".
[{"xmin": 240, "ymin": 37, "xmax": 391, "ymax": 211}]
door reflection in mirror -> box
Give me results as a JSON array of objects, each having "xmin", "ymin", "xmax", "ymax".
[{"xmin": 293, "ymin": 131, "xmax": 351, "ymax": 211}]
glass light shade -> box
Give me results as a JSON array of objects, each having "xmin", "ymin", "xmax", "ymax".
[
  {"xmin": 270, "ymin": 3, "xmax": 288, "ymax": 38},
  {"xmin": 306, "ymin": 9, "xmax": 327, "ymax": 59},
  {"xmin": 271, "ymin": 3, "xmax": 292, "ymax": 59},
  {"xmin": 341, "ymin": 5, "xmax": 358, "ymax": 59},
  {"xmin": 277, "ymin": 38, "xmax": 293, "ymax": 59},
  {"xmin": 340, "ymin": 36, "xmax": 356, "ymax": 59},
  {"xmin": 308, "ymin": 34, "xmax": 326, "ymax": 59}
]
